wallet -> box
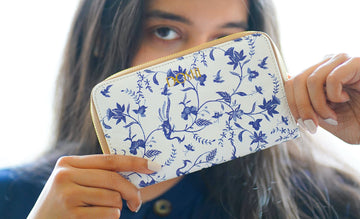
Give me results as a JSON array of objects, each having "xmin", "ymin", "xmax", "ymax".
[{"xmin": 90, "ymin": 31, "xmax": 300, "ymax": 188}]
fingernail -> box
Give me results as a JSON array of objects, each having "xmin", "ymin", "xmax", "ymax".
[
  {"xmin": 127, "ymin": 191, "xmax": 142, "ymax": 213},
  {"xmin": 147, "ymin": 160, "xmax": 162, "ymax": 172},
  {"xmin": 135, "ymin": 191, "xmax": 142, "ymax": 213},
  {"xmin": 118, "ymin": 209, "xmax": 121, "ymax": 217},
  {"xmin": 303, "ymin": 119, "xmax": 317, "ymax": 134},
  {"xmin": 297, "ymin": 118, "xmax": 305, "ymax": 128},
  {"xmin": 324, "ymin": 118, "xmax": 338, "ymax": 126}
]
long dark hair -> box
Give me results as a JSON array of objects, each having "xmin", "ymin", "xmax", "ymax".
[{"xmin": 34, "ymin": 0, "xmax": 360, "ymax": 218}]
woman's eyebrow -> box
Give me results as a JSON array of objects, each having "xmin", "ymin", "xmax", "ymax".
[
  {"xmin": 221, "ymin": 21, "xmax": 248, "ymax": 30},
  {"xmin": 146, "ymin": 9, "xmax": 248, "ymax": 30},
  {"xmin": 146, "ymin": 10, "xmax": 191, "ymax": 24}
]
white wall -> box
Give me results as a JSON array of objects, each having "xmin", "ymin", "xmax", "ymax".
[
  {"xmin": 0, "ymin": 1, "xmax": 80, "ymax": 167},
  {"xmin": 0, "ymin": 0, "xmax": 359, "ymax": 170}
]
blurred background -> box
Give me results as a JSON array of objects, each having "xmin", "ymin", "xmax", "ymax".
[{"xmin": 0, "ymin": 0, "xmax": 359, "ymax": 170}]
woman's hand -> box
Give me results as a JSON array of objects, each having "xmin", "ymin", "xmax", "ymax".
[
  {"xmin": 286, "ymin": 53, "xmax": 360, "ymax": 144},
  {"xmin": 27, "ymin": 154, "xmax": 161, "ymax": 219}
]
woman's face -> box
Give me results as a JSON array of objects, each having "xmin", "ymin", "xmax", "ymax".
[{"xmin": 131, "ymin": 0, "xmax": 249, "ymax": 66}]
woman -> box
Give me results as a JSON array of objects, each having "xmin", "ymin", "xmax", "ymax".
[{"xmin": 1, "ymin": 0, "xmax": 360, "ymax": 218}]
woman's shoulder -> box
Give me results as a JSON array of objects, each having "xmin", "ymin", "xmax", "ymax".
[{"xmin": 0, "ymin": 167, "xmax": 44, "ymax": 219}]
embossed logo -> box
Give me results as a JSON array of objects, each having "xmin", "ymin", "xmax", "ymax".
[{"xmin": 166, "ymin": 67, "xmax": 201, "ymax": 87}]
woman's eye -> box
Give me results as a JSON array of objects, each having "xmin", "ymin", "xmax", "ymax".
[{"xmin": 153, "ymin": 27, "xmax": 180, "ymax": 41}]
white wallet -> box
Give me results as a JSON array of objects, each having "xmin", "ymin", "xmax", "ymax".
[{"xmin": 90, "ymin": 31, "xmax": 299, "ymax": 188}]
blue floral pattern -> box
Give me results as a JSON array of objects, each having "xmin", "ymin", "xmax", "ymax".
[{"xmin": 92, "ymin": 32, "xmax": 299, "ymax": 188}]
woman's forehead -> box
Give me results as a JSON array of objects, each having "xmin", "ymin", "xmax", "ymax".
[{"xmin": 146, "ymin": 0, "xmax": 249, "ymax": 25}]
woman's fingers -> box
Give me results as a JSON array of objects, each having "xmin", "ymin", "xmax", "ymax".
[
  {"xmin": 70, "ymin": 168, "xmax": 141, "ymax": 211},
  {"xmin": 288, "ymin": 57, "xmax": 331, "ymax": 133},
  {"xmin": 287, "ymin": 54, "xmax": 360, "ymax": 137},
  {"xmin": 284, "ymin": 78, "xmax": 299, "ymax": 121},
  {"xmin": 75, "ymin": 206, "xmax": 121, "ymax": 219},
  {"xmin": 326, "ymin": 56, "xmax": 360, "ymax": 102},
  {"xmin": 55, "ymin": 155, "xmax": 161, "ymax": 212},
  {"xmin": 29, "ymin": 154, "xmax": 163, "ymax": 217},
  {"xmin": 69, "ymin": 184, "xmax": 123, "ymax": 209},
  {"xmin": 57, "ymin": 154, "xmax": 161, "ymax": 173},
  {"xmin": 306, "ymin": 54, "xmax": 351, "ymax": 123}
]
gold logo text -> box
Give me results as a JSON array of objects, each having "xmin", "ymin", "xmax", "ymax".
[{"xmin": 166, "ymin": 68, "xmax": 202, "ymax": 87}]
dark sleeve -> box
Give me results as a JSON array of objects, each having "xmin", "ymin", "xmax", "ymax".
[{"xmin": 0, "ymin": 168, "xmax": 43, "ymax": 219}]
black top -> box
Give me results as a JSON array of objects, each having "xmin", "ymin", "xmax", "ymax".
[
  {"xmin": 0, "ymin": 168, "xmax": 227, "ymax": 219},
  {"xmin": 0, "ymin": 167, "xmax": 356, "ymax": 218}
]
